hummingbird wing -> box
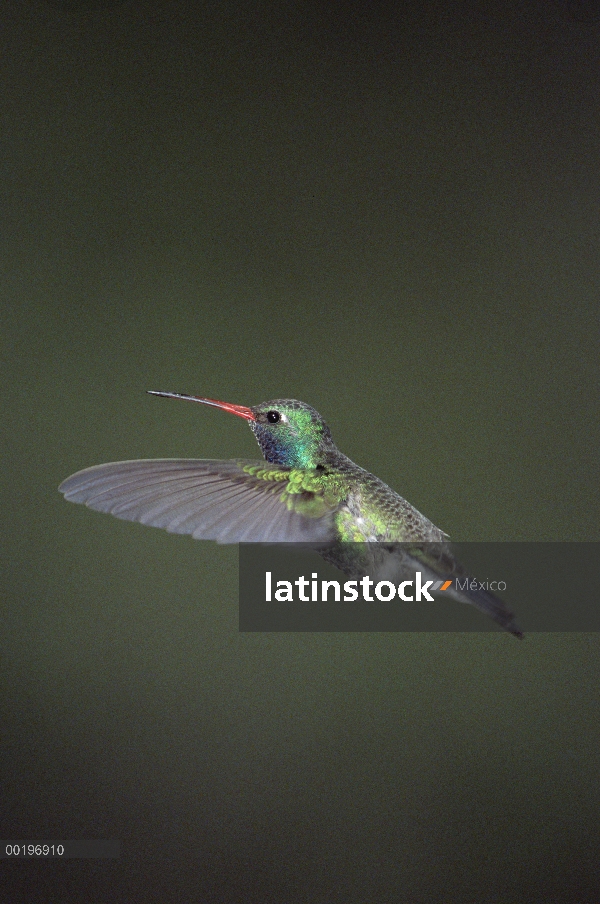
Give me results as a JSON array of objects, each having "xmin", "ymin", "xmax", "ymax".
[{"xmin": 59, "ymin": 459, "xmax": 339, "ymax": 543}]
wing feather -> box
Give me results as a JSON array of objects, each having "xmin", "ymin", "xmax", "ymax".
[{"xmin": 59, "ymin": 459, "xmax": 337, "ymax": 543}]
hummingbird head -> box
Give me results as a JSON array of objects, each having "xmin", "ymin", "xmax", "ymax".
[
  {"xmin": 147, "ymin": 392, "xmax": 338, "ymax": 469},
  {"xmin": 248, "ymin": 399, "xmax": 337, "ymax": 468}
]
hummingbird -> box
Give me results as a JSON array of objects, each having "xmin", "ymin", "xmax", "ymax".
[{"xmin": 59, "ymin": 392, "xmax": 523, "ymax": 637}]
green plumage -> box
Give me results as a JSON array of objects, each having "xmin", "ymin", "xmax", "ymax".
[{"xmin": 246, "ymin": 398, "xmax": 447, "ymax": 541}]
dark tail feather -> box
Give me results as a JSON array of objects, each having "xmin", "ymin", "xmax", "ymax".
[{"xmin": 448, "ymin": 580, "xmax": 523, "ymax": 638}]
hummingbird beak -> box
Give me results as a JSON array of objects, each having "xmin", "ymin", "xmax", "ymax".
[{"xmin": 147, "ymin": 391, "xmax": 255, "ymax": 421}]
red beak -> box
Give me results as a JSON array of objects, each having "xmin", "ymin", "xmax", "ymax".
[{"xmin": 147, "ymin": 391, "xmax": 255, "ymax": 421}]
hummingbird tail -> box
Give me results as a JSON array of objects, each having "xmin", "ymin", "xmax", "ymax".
[{"xmin": 446, "ymin": 580, "xmax": 523, "ymax": 639}]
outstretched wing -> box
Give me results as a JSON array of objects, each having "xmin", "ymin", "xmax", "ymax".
[{"xmin": 59, "ymin": 459, "xmax": 339, "ymax": 543}]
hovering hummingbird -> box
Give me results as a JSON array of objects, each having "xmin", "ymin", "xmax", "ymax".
[{"xmin": 59, "ymin": 392, "xmax": 523, "ymax": 637}]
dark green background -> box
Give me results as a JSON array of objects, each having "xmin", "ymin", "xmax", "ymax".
[{"xmin": 2, "ymin": 1, "xmax": 599, "ymax": 901}]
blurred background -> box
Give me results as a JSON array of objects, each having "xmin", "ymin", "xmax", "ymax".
[{"xmin": 2, "ymin": 0, "xmax": 599, "ymax": 900}]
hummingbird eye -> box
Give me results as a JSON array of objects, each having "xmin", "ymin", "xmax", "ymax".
[{"xmin": 267, "ymin": 411, "xmax": 280, "ymax": 423}]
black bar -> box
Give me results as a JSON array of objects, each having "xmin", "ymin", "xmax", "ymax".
[{"xmin": 239, "ymin": 542, "xmax": 600, "ymax": 632}]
